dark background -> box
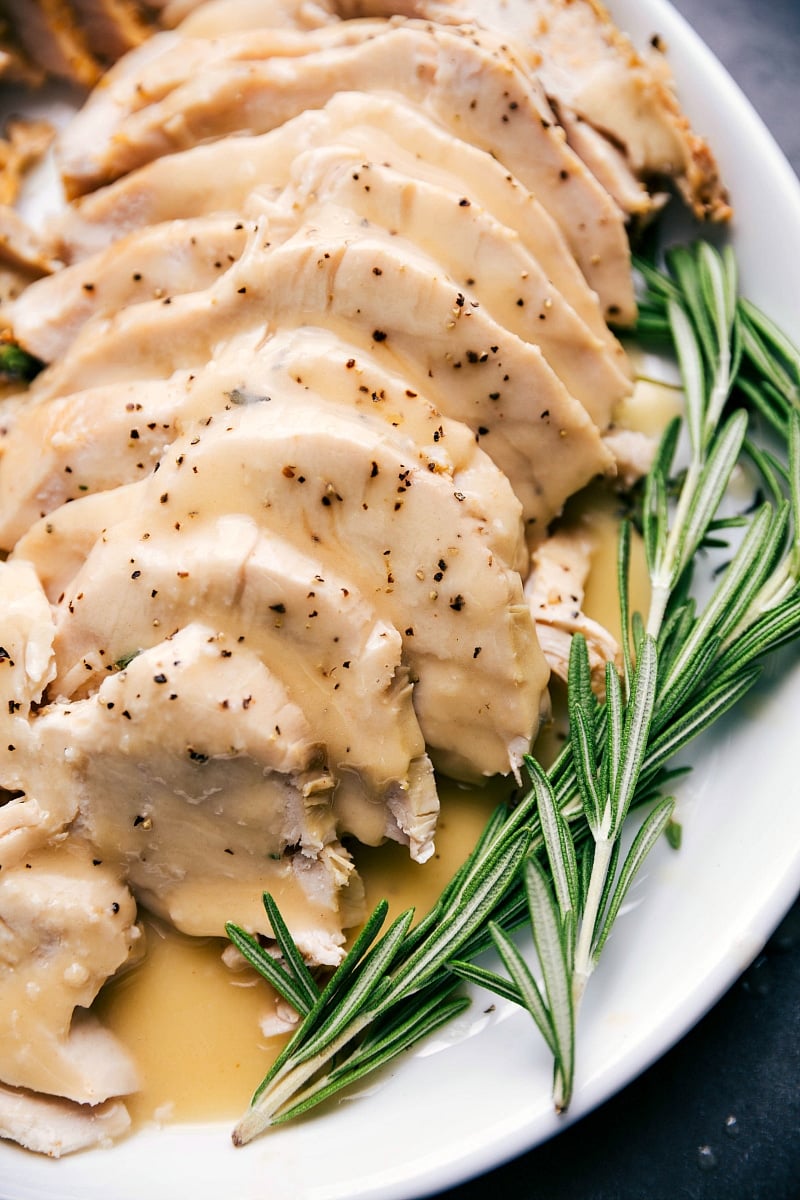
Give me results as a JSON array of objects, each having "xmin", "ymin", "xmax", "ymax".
[{"xmin": 434, "ymin": 3, "xmax": 800, "ymax": 1198}]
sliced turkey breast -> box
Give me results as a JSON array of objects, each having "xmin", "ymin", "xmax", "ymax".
[
  {"xmin": 11, "ymin": 216, "xmax": 254, "ymax": 363},
  {"xmin": 0, "ymin": 559, "xmax": 363, "ymax": 964},
  {"xmin": 10, "ymin": 483, "xmax": 140, "ymax": 599},
  {"xmin": 286, "ymin": 146, "xmax": 629, "ymax": 426},
  {"xmin": 504, "ymin": 0, "xmax": 731, "ymax": 222},
  {"xmin": 0, "ymin": 559, "xmax": 71, "ymax": 862},
  {"xmin": 56, "ymin": 18, "xmax": 390, "ymax": 184},
  {"xmin": 525, "ymin": 523, "xmax": 621, "ymax": 686},
  {"xmin": 0, "ymin": 325, "xmax": 525, "ymax": 570},
  {"xmin": 0, "ymin": 369, "xmax": 233, "ymax": 547},
  {"xmin": 332, "ymin": 0, "xmax": 730, "ymax": 221},
  {"xmin": 50, "ymin": 118, "xmax": 304, "ymax": 259},
  {"xmin": 0, "ymin": 374, "xmax": 175, "ymax": 549},
  {"xmin": 298, "ymin": 92, "xmax": 630, "ymax": 353},
  {"xmin": 26, "ymin": 624, "xmax": 364, "ymax": 954},
  {"xmin": 178, "ymin": 0, "xmax": 338, "ymax": 36},
  {"xmin": 19, "ymin": 148, "xmax": 628, "ymax": 425},
  {"xmin": 26, "ymin": 214, "xmax": 612, "ymax": 530},
  {"xmin": 552, "ymin": 105, "xmax": 655, "ymax": 218},
  {"xmin": 56, "ymin": 21, "xmax": 635, "ymax": 321},
  {"xmin": 88, "ymin": 390, "xmax": 547, "ymax": 781},
  {"xmin": 50, "ymin": 515, "xmax": 438, "ymax": 859},
  {"xmin": 7, "ymin": 365, "xmax": 544, "ymax": 781},
  {"xmin": 244, "ymin": 325, "xmax": 529, "ymax": 573},
  {"xmin": 0, "ymin": 1084, "xmax": 130, "ymax": 1157},
  {"xmin": 0, "ymin": 558, "xmax": 56, "ymax": 722},
  {"xmin": 0, "ymin": 841, "xmax": 140, "ymax": 1105},
  {"xmin": 51, "ymin": 90, "xmax": 626, "ymax": 362}
]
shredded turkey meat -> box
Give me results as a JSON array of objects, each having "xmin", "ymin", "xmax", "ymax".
[{"xmin": 0, "ymin": 0, "xmax": 728, "ymax": 1155}]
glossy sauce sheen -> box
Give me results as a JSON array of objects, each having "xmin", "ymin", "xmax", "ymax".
[
  {"xmin": 94, "ymin": 921, "xmax": 280, "ymax": 1124},
  {"xmin": 95, "ymin": 783, "xmax": 502, "ymax": 1125}
]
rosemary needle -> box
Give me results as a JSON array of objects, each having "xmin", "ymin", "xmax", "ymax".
[
  {"xmin": 450, "ymin": 244, "xmax": 800, "ymax": 1111},
  {"xmin": 227, "ymin": 242, "xmax": 800, "ymax": 1139}
]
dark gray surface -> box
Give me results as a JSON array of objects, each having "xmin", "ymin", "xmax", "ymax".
[
  {"xmin": 670, "ymin": 0, "xmax": 800, "ymax": 173},
  {"xmin": 434, "ymin": 905, "xmax": 800, "ymax": 1200},
  {"xmin": 435, "ymin": 3, "xmax": 800, "ymax": 1198}
]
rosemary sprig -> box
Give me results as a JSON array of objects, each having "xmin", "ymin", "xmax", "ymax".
[
  {"xmin": 226, "ymin": 242, "xmax": 800, "ymax": 1140},
  {"xmin": 449, "ymin": 244, "xmax": 800, "ymax": 1110},
  {"xmin": 229, "ymin": 829, "xmax": 532, "ymax": 1144}
]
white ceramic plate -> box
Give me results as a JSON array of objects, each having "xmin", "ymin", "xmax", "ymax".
[{"xmin": 2, "ymin": 2, "xmax": 800, "ymax": 1197}]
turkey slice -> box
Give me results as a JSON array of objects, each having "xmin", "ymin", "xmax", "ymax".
[
  {"xmin": 0, "ymin": 324, "xmax": 524, "ymax": 567},
  {"xmin": 177, "ymin": 0, "xmax": 339, "ymax": 36},
  {"xmin": 0, "ymin": 1083, "xmax": 130, "ymax": 1158},
  {"xmin": 56, "ymin": 18, "xmax": 391, "ymax": 187},
  {"xmin": 101, "ymin": 390, "xmax": 547, "ymax": 781},
  {"xmin": 23, "ymin": 624, "xmax": 364, "ymax": 956},
  {"xmin": 0, "ymin": 374, "xmax": 195, "ymax": 549},
  {"xmin": 11, "ymin": 216, "xmax": 255, "ymax": 364},
  {"xmin": 56, "ymin": 21, "xmax": 634, "ymax": 320},
  {"xmin": 0, "ymin": 841, "xmax": 140, "ymax": 1105},
  {"xmin": 21, "ymin": 147, "xmax": 628, "ymax": 425},
  {"xmin": 286, "ymin": 145, "xmax": 629, "ymax": 426},
  {"xmin": 27, "ymin": 214, "xmax": 612, "ymax": 530},
  {"xmin": 525, "ymin": 524, "xmax": 621, "ymax": 687},
  {"xmin": 50, "ymin": 515, "xmax": 438, "ymax": 859},
  {"xmin": 0, "ymin": 567, "xmax": 361, "ymax": 964},
  {"xmin": 52, "ymin": 89, "xmax": 626, "ymax": 360},
  {"xmin": 244, "ymin": 325, "xmax": 529, "ymax": 573},
  {"xmin": 8, "ymin": 371, "xmax": 543, "ymax": 779},
  {"xmin": 0, "ymin": 560, "xmax": 69, "ymax": 862},
  {"xmin": 333, "ymin": 0, "xmax": 730, "ymax": 221},
  {"xmin": 8, "ymin": 485, "xmax": 139, "ymax": 598}
]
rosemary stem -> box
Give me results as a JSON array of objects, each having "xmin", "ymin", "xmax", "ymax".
[
  {"xmin": 647, "ymin": 455, "xmax": 702, "ymax": 637},
  {"xmin": 706, "ymin": 377, "xmax": 730, "ymax": 440},
  {"xmin": 645, "ymin": 585, "xmax": 670, "ymax": 640},
  {"xmin": 553, "ymin": 1062, "xmax": 570, "ymax": 1114},
  {"xmin": 725, "ymin": 561, "xmax": 795, "ymax": 647},
  {"xmin": 233, "ymin": 1009, "xmax": 374, "ymax": 1145},
  {"xmin": 572, "ymin": 833, "xmax": 613, "ymax": 1007}
]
